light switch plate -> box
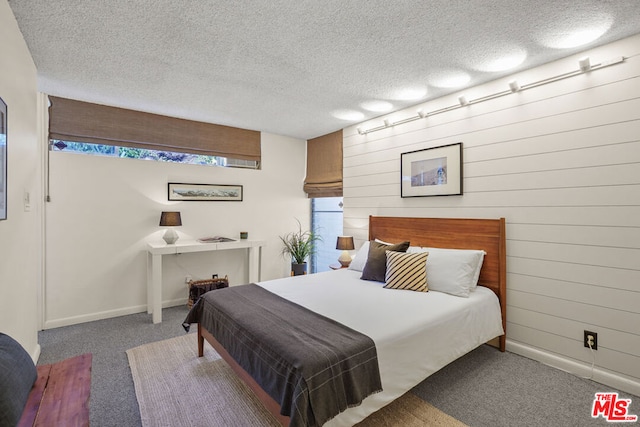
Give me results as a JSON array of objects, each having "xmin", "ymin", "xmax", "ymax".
[{"xmin": 24, "ymin": 190, "xmax": 31, "ymax": 212}]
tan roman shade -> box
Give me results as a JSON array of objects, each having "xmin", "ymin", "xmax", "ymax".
[
  {"xmin": 304, "ymin": 129, "xmax": 343, "ymax": 198},
  {"xmin": 48, "ymin": 96, "xmax": 261, "ymax": 162}
]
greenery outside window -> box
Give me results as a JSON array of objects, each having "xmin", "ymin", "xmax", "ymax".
[
  {"xmin": 50, "ymin": 139, "xmax": 260, "ymax": 169},
  {"xmin": 311, "ymin": 197, "xmax": 344, "ymax": 273}
]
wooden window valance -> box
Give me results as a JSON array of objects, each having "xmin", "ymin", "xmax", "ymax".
[
  {"xmin": 303, "ymin": 129, "xmax": 343, "ymax": 198},
  {"xmin": 48, "ymin": 96, "xmax": 261, "ymax": 162}
]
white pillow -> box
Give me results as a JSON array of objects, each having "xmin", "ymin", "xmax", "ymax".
[
  {"xmin": 407, "ymin": 246, "xmax": 425, "ymax": 254},
  {"xmin": 374, "ymin": 238, "xmax": 391, "ymax": 245},
  {"xmin": 470, "ymin": 251, "xmax": 485, "ymax": 290},
  {"xmin": 347, "ymin": 241, "xmax": 370, "ymax": 272},
  {"xmin": 421, "ymin": 247, "xmax": 485, "ymax": 297}
]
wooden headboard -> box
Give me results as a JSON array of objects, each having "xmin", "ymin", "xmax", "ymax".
[{"xmin": 369, "ymin": 216, "xmax": 506, "ymax": 351}]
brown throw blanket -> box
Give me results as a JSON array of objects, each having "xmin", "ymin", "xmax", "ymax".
[{"xmin": 183, "ymin": 284, "xmax": 382, "ymax": 427}]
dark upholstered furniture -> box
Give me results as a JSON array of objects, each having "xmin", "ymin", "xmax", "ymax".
[
  {"xmin": 0, "ymin": 333, "xmax": 91, "ymax": 427},
  {"xmin": 0, "ymin": 333, "xmax": 37, "ymax": 427}
]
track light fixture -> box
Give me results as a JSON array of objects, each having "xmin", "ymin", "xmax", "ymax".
[
  {"xmin": 356, "ymin": 56, "xmax": 625, "ymax": 136},
  {"xmin": 579, "ymin": 57, "xmax": 591, "ymax": 72}
]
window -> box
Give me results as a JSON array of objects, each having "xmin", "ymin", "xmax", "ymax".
[
  {"xmin": 311, "ymin": 197, "xmax": 344, "ymax": 273},
  {"xmin": 47, "ymin": 96, "xmax": 261, "ymax": 168},
  {"xmin": 50, "ymin": 139, "xmax": 260, "ymax": 169}
]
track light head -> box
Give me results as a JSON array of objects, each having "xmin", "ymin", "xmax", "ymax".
[
  {"xmin": 579, "ymin": 57, "xmax": 591, "ymax": 72},
  {"xmin": 354, "ymin": 54, "xmax": 624, "ymax": 135}
]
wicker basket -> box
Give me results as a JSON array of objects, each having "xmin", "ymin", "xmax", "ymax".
[{"xmin": 187, "ymin": 275, "xmax": 229, "ymax": 307}]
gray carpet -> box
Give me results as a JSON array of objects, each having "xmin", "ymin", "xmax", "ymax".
[
  {"xmin": 413, "ymin": 345, "xmax": 639, "ymax": 427},
  {"xmin": 37, "ymin": 306, "xmax": 638, "ymax": 427},
  {"xmin": 37, "ymin": 306, "xmax": 192, "ymax": 427}
]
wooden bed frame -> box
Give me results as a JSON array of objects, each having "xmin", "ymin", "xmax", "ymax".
[
  {"xmin": 197, "ymin": 216, "xmax": 507, "ymax": 425},
  {"xmin": 368, "ymin": 216, "xmax": 507, "ymax": 352}
]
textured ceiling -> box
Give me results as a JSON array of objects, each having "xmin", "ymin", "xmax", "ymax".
[{"xmin": 8, "ymin": 0, "xmax": 640, "ymax": 140}]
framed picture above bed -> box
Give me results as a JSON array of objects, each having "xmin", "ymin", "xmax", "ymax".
[
  {"xmin": 401, "ymin": 142, "xmax": 462, "ymax": 197},
  {"xmin": 168, "ymin": 182, "xmax": 243, "ymax": 201},
  {"xmin": 0, "ymin": 97, "xmax": 7, "ymax": 220}
]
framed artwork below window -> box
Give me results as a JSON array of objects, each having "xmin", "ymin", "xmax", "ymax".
[{"xmin": 168, "ymin": 182, "xmax": 243, "ymax": 201}]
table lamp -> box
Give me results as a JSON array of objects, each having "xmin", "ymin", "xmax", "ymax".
[
  {"xmin": 336, "ymin": 236, "xmax": 355, "ymax": 267},
  {"xmin": 159, "ymin": 211, "xmax": 182, "ymax": 244}
]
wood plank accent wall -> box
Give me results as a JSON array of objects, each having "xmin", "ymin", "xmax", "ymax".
[{"xmin": 341, "ymin": 34, "xmax": 640, "ymax": 390}]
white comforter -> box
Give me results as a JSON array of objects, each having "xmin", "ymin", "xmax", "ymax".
[{"xmin": 259, "ymin": 268, "xmax": 504, "ymax": 426}]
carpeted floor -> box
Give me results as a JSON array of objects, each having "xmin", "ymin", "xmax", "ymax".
[
  {"xmin": 127, "ymin": 333, "xmax": 466, "ymax": 427},
  {"xmin": 37, "ymin": 306, "xmax": 193, "ymax": 427},
  {"xmin": 413, "ymin": 345, "xmax": 639, "ymax": 427},
  {"xmin": 37, "ymin": 305, "xmax": 639, "ymax": 427}
]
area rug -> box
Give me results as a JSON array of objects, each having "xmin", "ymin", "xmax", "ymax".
[{"xmin": 127, "ymin": 333, "xmax": 467, "ymax": 427}]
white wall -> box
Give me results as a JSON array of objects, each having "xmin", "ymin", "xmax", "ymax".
[
  {"xmin": 45, "ymin": 132, "xmax": 309, "ymax": 327},
  {"xmin": 343, "ymin": 35, "xmax": 640, "ymax": 395},
  {"xmin": 0, "ymin": 1, "xmax": 41, "ymax": 359}
]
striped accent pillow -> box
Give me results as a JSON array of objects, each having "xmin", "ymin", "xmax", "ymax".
[{"xmin": 384, "ymin": 251, "xmax": 429, "ymax": 292}]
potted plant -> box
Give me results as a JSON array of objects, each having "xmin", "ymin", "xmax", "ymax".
[{"xmin": 280, "ymin": 219, "xmax": 321, "ymax": 276}]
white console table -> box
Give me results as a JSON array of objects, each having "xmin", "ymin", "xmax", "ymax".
[{"xmin": 146, "ymin": 239, "xmax": 265, "ymax": 323}]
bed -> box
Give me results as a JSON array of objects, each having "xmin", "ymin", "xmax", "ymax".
[{"xmin": 185, "ymin": 216, "xmax": 506, "ymax": 426}]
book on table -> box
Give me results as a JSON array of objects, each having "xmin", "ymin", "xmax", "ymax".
[{"xmin": 197, "ymin": 236, "xmax": 236, "ymax": 243}]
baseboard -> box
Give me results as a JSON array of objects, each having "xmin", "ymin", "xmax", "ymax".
[
  {"xmin": 43, "ymin": 298, "xmax": 188, "ymax": 329},
  {"xmin": 163, "ymin": 298, "xmax": 188, "ymax": 308},
  {"xmin": 31, "ymin": 343, "xmax": 41, "ymax": 364},
  {"xmin": 507, "ymin": 340, "xmax": 640, "ymax": 397}
]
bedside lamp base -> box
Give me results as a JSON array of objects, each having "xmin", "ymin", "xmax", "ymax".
[
  {"xmin": 163, "ymin": 228, "xmax": 179, "ymax": 245},
  {"xmin": 338, "ymin": 250, "xmax": 352, "ymax": 268}
]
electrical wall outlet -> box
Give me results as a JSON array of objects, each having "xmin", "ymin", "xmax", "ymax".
[
  {"xmin": 584, "ymin": 330, "xmax": 598, "ymax": 350},
  {"xmin": 185, "ymin": 275, "xmax": 192, "ymax": 284}
]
